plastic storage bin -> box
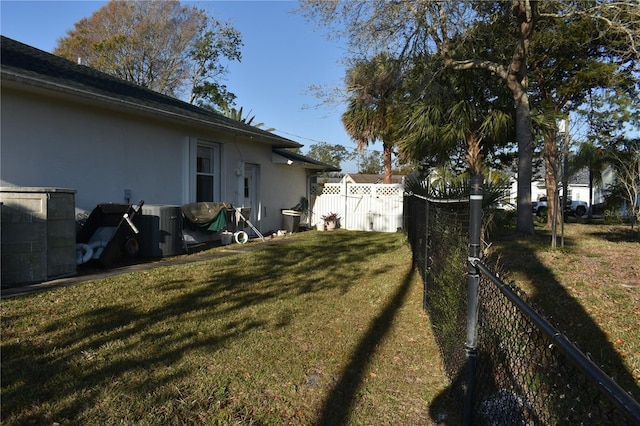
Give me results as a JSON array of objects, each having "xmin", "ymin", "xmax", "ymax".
[{"xmin": 281, "ymin": 209, "xmax": 301, "ymax": 233}]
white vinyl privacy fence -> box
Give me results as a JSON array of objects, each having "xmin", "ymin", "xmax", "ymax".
[{"xmin": 309, "ymin": 182, "xmax": 404, "ymax": 232}]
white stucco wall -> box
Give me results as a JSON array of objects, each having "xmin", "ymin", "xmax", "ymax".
[
  {"xmin": 221, "ymin": 138, "xmax": 310, "ymax": 232},
  {"xmin": 509, "ymin": 178, "xmax": 592, "ymax": 206},
  {"xmin": 1, "ymin": 86, "xmax": 308, "ymax": 233},
  {"xmin": 1, "ymin": 87, "xmax": 188, "ymax": 211}
]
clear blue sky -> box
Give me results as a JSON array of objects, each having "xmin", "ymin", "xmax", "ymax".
[{"xmin": 0, "ymin": 0, "xmax": 367, "ymax": 172}]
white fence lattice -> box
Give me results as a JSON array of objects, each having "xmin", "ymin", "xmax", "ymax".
[{"xmin": 310, "ymin": 183, "xmax": 404, "ymax": 232}]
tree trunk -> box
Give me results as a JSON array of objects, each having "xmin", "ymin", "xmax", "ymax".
[
  {"xmin": 587, "ymin": 170, "xmax": 594, "ymax": 219},
  {"xmin": 466, "ymin": 133, "xmax": 483, "ymax": 175},
  {"xmin": 543, "ymin": 132, "xmax": 561, "ymax": 228},
  {"xmin": 441, "ymin": 0, "xmax": 537, "ymax": 235},
  {"xmin": 511, "ymin": 0, "xmax": 537, "ymax": 236},
  {"xmin": 383, "ymin": 143, "xmax": 393, "ymax": 184},
  {"xmin": 514, "ymin": 92, "xmax": 535, "ymax": 235}
]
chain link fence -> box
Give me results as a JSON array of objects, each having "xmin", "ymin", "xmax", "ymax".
[
  {"xmin": 404, "ymin": 193, "xmax": 469, "ymax": 418},
  {"xmin": 403, "ymin": 190, "xmax": 640, "ymax": 425}
]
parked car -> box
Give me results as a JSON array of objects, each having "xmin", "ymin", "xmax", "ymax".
[
  {"xmin": 532, "ymin": 197, "xmax": 588, "ymax": 217},
  {"xmin": 532, "ymin": 198, "xmax": 549, "ymax": 216},
  {"xmin": 490, "ymin": 201, "xmax": 516, "ymax": 211},
  {"xmin": 569, "ymin": 200, "xmax": 588, "ymax": 217}
]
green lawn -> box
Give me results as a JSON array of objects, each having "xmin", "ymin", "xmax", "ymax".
[
  {"xmin": 1, "ymin": 231, "xmax": 450, "ymax": 425},
  {"xmin": 4, "ymin": 224, "xmax": 637, "ymax": 425}
]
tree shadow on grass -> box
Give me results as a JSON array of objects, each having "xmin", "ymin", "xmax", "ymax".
[
  {"xmin": 464, "ymin": 238, "xmax": 640, "ymax": 424},
  {"xmin": 315, "ymin": 267, "xmax": 415, "ymax": 425},
  {"xmin": 581, "ymin": 223, "xmax": 640, "ymax": 243},
  {"xmin": 427, "ymin": 229, "xmax": 639, "ymax": 424},
  {"xmin": 493, "ymin": 235, "xmax": 639, "ymax": 396},
  {"xmin": 0, "ymin": 231, "xmax": 402, "ymax": 424}
]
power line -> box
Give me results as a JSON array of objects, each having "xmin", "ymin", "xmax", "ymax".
[
  {"xmin": 272, "ymin": 130, "xmax": 331, "ymax": 145},
  {"xmin": 273, "ymin": 129, "xmax": 384, "ymax": 154}
]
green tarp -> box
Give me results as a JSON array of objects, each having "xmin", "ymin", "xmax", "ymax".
[{"xmin": 182, "ymin": 202, "xmax": 229, "ymax": 233}]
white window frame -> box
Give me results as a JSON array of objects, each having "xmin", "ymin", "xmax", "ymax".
[
  {"xmin": 184, "ymin": 137, "xmax": 223, "ymax": 204},
  {"xmin": 196, "ymin": 142, "xmax": 221, "ymax": 202}
]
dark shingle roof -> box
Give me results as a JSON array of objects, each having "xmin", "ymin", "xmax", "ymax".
[
  {"xmin": 273, "ymin": 148, "xmax": 340, "ymax": 172},
  {"xmin": 0, "ymin": 36, "xmax": 301, "ymax": 149},
  {"xmin": 569, "ymin": 168, "xmax": 589, "ymax": 185}
]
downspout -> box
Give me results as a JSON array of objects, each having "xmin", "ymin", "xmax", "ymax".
[
  {"xmin": 233, "ymin": 135, "xmax": 245, "ymax": 207},
  {"xmin": 236, "ymin": 161, "xmax": 245, "ymax": 207}
]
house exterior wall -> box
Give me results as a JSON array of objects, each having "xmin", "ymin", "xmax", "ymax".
[
  {"xmin": 564, "ymin": 185, "xmax": 589, "ymax": 203},
  {"xmin": 261, "ymin": 164, "xmax": 310, "ymax": 232},
  {"xmin": 1, "ymin": 87, "xmax": 187, "ymax": 211},
  {"xmin": 509, "ymin": 178, "xmax": 591, "ymax": 206},
  {"xmin": 221, "ymin": 139, "xmax": 310, "ymax": 232},
  {"xmin": 1, "ymin": 86, "xmax": 306, "ymax": 233}
]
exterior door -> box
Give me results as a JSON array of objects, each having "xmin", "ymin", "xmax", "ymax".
[{"xmin": 243, "ymin": 163, "xmax": 260, "ymax": 227}]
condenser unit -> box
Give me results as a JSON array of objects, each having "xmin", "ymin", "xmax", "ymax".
[{"xmin": 136, "ymin": 205, "xmax": 184, "ymax": 258}]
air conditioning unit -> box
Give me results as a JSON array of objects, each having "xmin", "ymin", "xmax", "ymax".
[{"xmin": 136, "ymin": 205, "xmax": 184, "ymax": 258}]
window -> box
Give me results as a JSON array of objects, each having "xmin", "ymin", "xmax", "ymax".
[{"xmin": 196, "ymin": 144, "xmax": 220, "ymax": 202}]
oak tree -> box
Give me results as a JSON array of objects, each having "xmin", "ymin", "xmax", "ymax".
[
  {"xmin": 305, "ymin": 142, "xmax": 355, "ymax": 171},
  {"xmin": 55, "ymin": 0, "xmax": 242, "ymax": 109},
  {"xmin": 299, "ymin": 0, "xmax": 639, "ymax": 235}
]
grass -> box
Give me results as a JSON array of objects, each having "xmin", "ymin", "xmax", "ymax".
[
  {"xmin": 3, "ymin": 223, "xmax": 638, "ymax": 424},
  {"xmin": 1, "ymin": 231, "xmax": 451, "ymax": 425},
  {"xmin": 487, "ymin": 222, "xmax": 640, "ymax": 401}
]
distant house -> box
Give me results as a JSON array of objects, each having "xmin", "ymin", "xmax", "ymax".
[
  {"xmin": 0, "ymin": 36, "xmax": 338, "ymax": 233},
  {"xmin": 342, "ymin": 174, "xmax": 405, "ymax": 185},
  {"xmin": 508, "ymin": 167, "xmax": 594, "ymax": 206}
]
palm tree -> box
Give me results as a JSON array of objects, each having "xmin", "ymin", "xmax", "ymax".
[
  {"xmin": 397, "ymin": 60, "xmax": 513, "ymax": 177},
  {"xmin": 342, "ymin": 53, "xmax": 403, "ymax": 184},
  {"xmin": 220, "ymin": 106, "xmax": 275, "ymax": 132}
]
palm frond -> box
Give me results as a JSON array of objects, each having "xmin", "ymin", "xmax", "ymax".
[{"xmin": 405, "ymin": 171, "xmax": 511, "ymax": 207}]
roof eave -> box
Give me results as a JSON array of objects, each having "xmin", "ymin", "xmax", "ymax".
[
  {"xmin": 272, "ymin": 148, "xmax": 341, "ymax": 172},
  {"xmin": 1, "ymin": 69, "xmax": 302, "ymax": 149}
]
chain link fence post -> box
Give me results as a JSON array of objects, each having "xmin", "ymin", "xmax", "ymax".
[
  {"xmin": 464, "ymin": 174, "xmax": 483, "ymax": 425},
  {"xmin": 422, "ymin": 195, "xmax": 429, "ymax": 310}
]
